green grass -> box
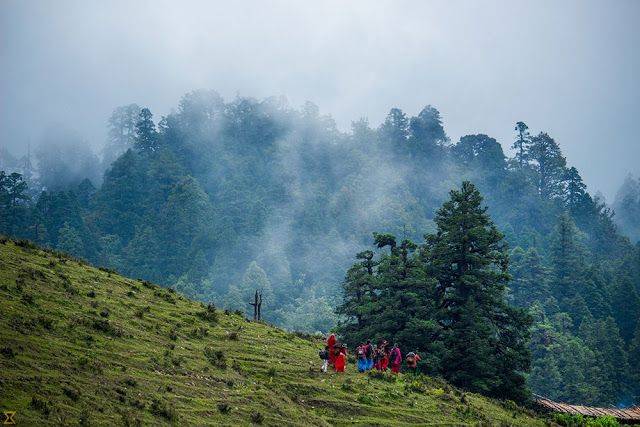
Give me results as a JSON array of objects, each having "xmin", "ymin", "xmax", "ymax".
[{"xmin": 0, "ymin": 238, "xmax": 545, "ymax": 425}]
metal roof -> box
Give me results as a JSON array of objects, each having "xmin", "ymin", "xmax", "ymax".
[{"xmin": 534, "ymin": 395, "xmax": 640, "ymax": 423}]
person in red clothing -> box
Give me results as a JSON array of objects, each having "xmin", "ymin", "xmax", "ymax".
[
  {"xmin": 374, "ymin": 340, "xmax": 388, "ymax": 371},
  {"xmin": 380, "ymin": 349, "xmax": 390, "ymax": 371},
  {"xmin": 389, "ymin": 343, "xmax": 402, "ymax": 374},
  {"xmin": 327, "ymin": 333, "xmax": 337, "ymax": 366},
  {"xmin": 334, "ymin": 345, "xmax": 347, "ymax": 372}
]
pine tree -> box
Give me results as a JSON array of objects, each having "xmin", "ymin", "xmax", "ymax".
[
  {"xmin": 549, "ymin": 214, "xmax": 585, "ymax": 304},
  {"xmin": 336, "ymin": 250, "xmax": 377, "ymax": 330},
  {"xmin": 104, "ymin": 104, "xmax": 141, "ymax": 166},
  {"xmin": 610, "ymin": 277, "xmax": 640, "ymax": 343},
  {"xmin": 0, "ymin": 171, "xmax": 30, "ymax": 236},
  {"xmin": 426, "ymin": 181, "xmax": 531, "ymax": 400},
  {"xmin": 134, "ymin": 108, "xmax": 159, "ymax": 152},
  {"xmin": 512, "ymin": 121, "xmax": 530, "ymax": 168},
  {"xmin": 379, "ymin": 108, "xmax": 409, "ymax": 147},
  {"xmin": 528, "ymin": 132, "xmax": 567, "ymax": 198},
  {"xmin": 509, "ymin": 247, "xmax": 550, "ymax": 307},
  {"xmin": 564, "ymin": 167, "xmax": 589, "ymax": 213},
  {"xmin": 409, "ymin": 105, "xmax": 448, "ymax": 156}
]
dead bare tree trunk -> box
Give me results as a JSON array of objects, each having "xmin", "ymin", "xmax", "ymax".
[
  {"xmin": 257, "ymin": 291, "xmax": 262, "ymax": 321},
  {"xmin": 249, "ymin": 289, "xmax": 259, "ymax": 320}
]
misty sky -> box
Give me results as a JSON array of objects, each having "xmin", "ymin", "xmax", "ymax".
[{"xmin": 1, "ymin": 0, "xmax": 639, "ymax": 199}]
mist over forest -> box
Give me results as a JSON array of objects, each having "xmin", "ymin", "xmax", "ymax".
[{"xmin": 2, "ymin": 90, "xmax": 640, "ymax": 406}]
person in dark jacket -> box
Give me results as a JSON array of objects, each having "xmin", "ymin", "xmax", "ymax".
[{"xmin": 319, "ymin": 346, "xmax": 330, "ymax": 373}]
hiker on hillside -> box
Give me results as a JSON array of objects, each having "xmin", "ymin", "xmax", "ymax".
[
  {"xmin": 405, "ymin": 351, "xmax": 421, "ymax": 374},
  {"xmin": 335, "ymin": 344, "xmax": 347, "ymax": 373},
  {"xmin": 319, "ymin": 345, "xmax": 330, "ymax": 373},
  {"xmin": 356, "ymin": 343, "xmax": 367, "ymax": 372},
  {"xmin": 390, "ymin": 343, "xmax": 402, "ymax": 374},
  {"xmin": 327, "ymin": 333, "xmax": 337, "ymax": 366},
  {"xmin": 365, "ymin": 339, "xmax": 374, "ymax": 370},
  {"xmin": 376, "ymin": 340, "xmax": 389, "ymax": 371},
  {"xmin": 373, "ymin": 343, "xmax": 383, "ymax": 371}
]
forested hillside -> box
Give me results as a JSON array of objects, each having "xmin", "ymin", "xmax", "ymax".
[{"xmin": 1, "ymin": 90, "xmax": 639, "ymax": 406}]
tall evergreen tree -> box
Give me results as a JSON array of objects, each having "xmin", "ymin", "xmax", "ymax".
[
  {"xmin": 104, "ymin": 104, "xmax": 141, "ymax": 166},
  {"xmin": 528, "ymin": 132, "xmax": 567, "ymax": 198},
  {"xmin": 0, "ymin": 171, "xmax": 30, "ymax": 236},
  {"xmin": 512, "ymin": 121, "xmax": 530, "ymax": 168},
  {"xmin": 409, "ymin": 105, "xmax": 448, "ymax": 155},
  {"xmin": 509, "ymin": 247, "xmax": 550, "ymax": 307},
  {"xmin": 379, "ymin": 108, "xmax": 409, "ymax": 147},
  {"xmin": 549, "ymin": 214, "xmax": 585, "ymax": 304},
  {"xmin": 426, "ymin": 181, "xmax": 531, "ymax": 400},
  {"xmin": 134, "ymin": 108, "xmax": 159, "ymax": 152}
]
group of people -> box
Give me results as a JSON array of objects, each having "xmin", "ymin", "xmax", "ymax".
[{"xmin": 319, "ymin": 334, "xmax": 421, "ymax": 375}]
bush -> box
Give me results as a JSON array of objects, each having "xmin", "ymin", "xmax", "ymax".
[
  {"xmin": 100, "ymin": 309, "xmax": 110, "ymax": 318},
  {"xmin": 1, "ymin": 347, "xmax": 15, "ymax": 358},
  {"xmin": 357, "ymin": 394, "xmax": 374, "ymax": 405},
  {"xmin": 251, "ymin": 411, "xmax": 264, "ymax": 424},
  {"xmin": 87, "ymin": 290, "xmax": 96, "ymax": 298},
  {"xmin": 197, "ymin": 304, "xmax": 218, "ymax": 324},
  {"xmin": 367, "ymin": 370, "xmax": 396, "ymax": 382},
  {"xmin": 130, "ymin": 398, "xmax": 145, "ymax": 410},
  {"xmin": 63, "ymin": 385, "xmax": 81, "ymax": 401},
  {"xmin": 21, "ymin": 292, "xmax": 35, "ymax": 306},
  {"xmin": 134, "ymin": 306, "xmax": 150, "ymax": 319},
  {"xmin": 30, "ymin": 396, "xmax": 51, "ymax": 416},
  {"xmin": 16, "ymin": 239, "xmax": 37, "ymax": 250},
  {"xmin": 553, "ymin": 413, "xmax": 620, "ymax": 427},
  {"xmin": 124, "ymin": 378, "xmax": 137, "ymax": 387},
  {"xmin": 189, "ymin": 326, "xmax": 208, "ymax": 339},
  {"xmin": 587, "ymin": 416, "xmax": 620, "ymax": 427},
  {"xmin": 217, "ymin": 402, "xmax": 231, "ymax": 414},
  {"xmin": 341, "ymin": 378, "xmax": 354, "ymax": 392},
  {"xmin": 154, "ymin": 290, "xmax": 176, "ymax": 304},
  {"xmin": 406, "ymin": 379, "xmax": 427, "ymax": 393},
  {"xmin": 98, "ymin": 266, "xmax": 117, "ymax": 274},
  {"xmin": 92, "ymin": 319, "xmax": 123, "ymax": 337},
  {"xmin": 150, "ymin": 397, "xmax": 178, "ymax": 421},
  {"xmin": 227, "ymin": 331, "xmax": 239, "ymax": 341},
  {"xmin": 204, "ymin": 347, "xmax": 227, "ymax": 369}
]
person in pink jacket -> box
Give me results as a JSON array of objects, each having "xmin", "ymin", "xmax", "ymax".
[{"xmin": 390, "ymin": 343, "xmax": 402, "ymax": 374}]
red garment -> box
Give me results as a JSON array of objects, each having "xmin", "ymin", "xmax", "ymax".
[
  {"xmin": 327, "ymin": 334, "xmax": 337, "ymax": 365},
  {"xmin": 334, "ymin": 353, "xmax": 346, "ymax": 372},
  {"xmin": 380, "ymin": 355, "xmax": 389, "ymax": 371},
  {"xmin": 391, "ymin": 364, "xmax": 400, "ymax": 373}
]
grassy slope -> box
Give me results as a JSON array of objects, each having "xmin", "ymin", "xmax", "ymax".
[{"xmin": 0, "ymin": 239, "xmax": 545, "ymax": 426}]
